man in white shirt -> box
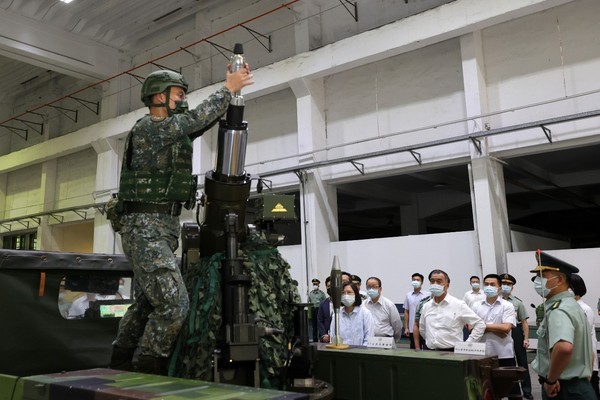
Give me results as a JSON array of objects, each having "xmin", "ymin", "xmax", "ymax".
[
  {"xmin": 364, "ymin": 277, "xmax": 403, "ymax": 340},
  {"xmin": 420, "ymin": 269, "xmax": 485, "ymax": 351},
  {"xmin": 570, "ymin": 273, "xmax": 600, "ymax": 398},
  {"xmin": 462, "ymin": 275, "xmax": 485, "ymax": 310},
  {"xmin": 472, "ymin": 273, "xmax": 520, "ymax": 396},
  {"xmin": 403, "ymin": 272, "xmax": 430, "ymax": 349}
]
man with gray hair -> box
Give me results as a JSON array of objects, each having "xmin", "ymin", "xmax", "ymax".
[{"xmin": 419, "ymin": 269, "xmax": 485, "ymax": 351}]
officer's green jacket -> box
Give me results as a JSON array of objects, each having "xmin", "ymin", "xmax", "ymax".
[
  {"xmin": 532, "ymin": 290, "xmax": 592, "ymax": 380},
  {"xmin": 504, "ymin": 294, "xmax": 528, "ymax": 323}
]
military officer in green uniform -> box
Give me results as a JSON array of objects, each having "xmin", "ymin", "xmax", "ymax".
[
  {"xmin": 109, "ymin": 65, "xmax": 253, "ymax": 375},
  {"xmin": 531, "ymin": 251, "xmax": 595, "ymax": 399},
  {"xmin": 308, "ymin": 278, "xmax": 327, "ymax": 341}
]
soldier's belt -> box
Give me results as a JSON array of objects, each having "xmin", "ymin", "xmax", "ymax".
[{"xmin": 123, "ymin": 201, "xmax": 182, "ymax": 216}]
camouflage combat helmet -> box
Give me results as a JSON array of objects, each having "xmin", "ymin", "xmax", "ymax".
[{"xmin": 140, "ymin": 70, "xmax": 188, "ymax": 106}]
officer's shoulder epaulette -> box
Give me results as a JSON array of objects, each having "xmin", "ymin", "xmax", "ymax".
[
  {"xmin": 514, "ymin": 296, "xmax": 522, "ymax": 302},
  {"xmin": 551, "ymin": 300, "xmax": 561, "ymax": 310}
]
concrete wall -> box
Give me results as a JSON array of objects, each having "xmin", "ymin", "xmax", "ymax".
[
  {"xmin": 281, "ymin": 230, "xmax": 480, "ymax": 304},
  {"xmin": 283, "ymin": 231, "xmax": 595, "ymax": 312},
  {"xmin": 55, "ymin": 148, "xmax": 97, "ymax": 210},
  {"xmin": 4, "ymin": 164, "xmax": 42, "ymax": 218},
  {"xmin": 0, "ymin": 0, "xmax": 598, "ymax": 296},
  {"xmin": 49, "ymin": 220, "xmax": 94, "ymax": 253}
]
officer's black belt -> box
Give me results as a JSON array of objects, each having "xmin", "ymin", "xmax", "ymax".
[
  {"xmin": 538, "ymin": 376, "xmax": 581, "ymax": 385},
  {"xmin": 123, "ymin": 201, "xmax": 182, "ymax": 216}
]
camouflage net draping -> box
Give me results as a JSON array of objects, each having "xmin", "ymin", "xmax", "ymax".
[{"xmin": 169, "ymin": 234, "xmax": 300, "ymax": 388}]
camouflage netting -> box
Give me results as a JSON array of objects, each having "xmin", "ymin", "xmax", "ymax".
[{"xmin": 169, "ymin": 233, "xmax": 300, "ymax": 387}]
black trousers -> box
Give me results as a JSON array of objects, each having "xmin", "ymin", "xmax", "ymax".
[
  {"xmin": 311, "ymin": 306, "xmax": 319, "ymax": 342},
  {"xmin": 592, "ymin": 370, "xmax": 600, "ymax": 399},
  {"xmin": 512, "ymin": 324, "xmax": 532, "ymax": 394},
  {"xmin": 541, "ymin": 378, "xmax": 596, "ymax": 400},
  {"xmin": 409, "ymin": 332, "xmax": 427, "ymax": 349}
]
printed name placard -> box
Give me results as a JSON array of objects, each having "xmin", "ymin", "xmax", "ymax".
[
  {"xmin": 366, "ymin": 336, "xmax": 395, "ymax": 349},
  {"xmin": 454, "ymin": 342, "xmax": 486, "ymax": 355}
]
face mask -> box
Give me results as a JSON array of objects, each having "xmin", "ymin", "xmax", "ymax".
[
  {"xmin": 501, "ymin": 285, "xmax": 511, "ymax": 294},
  {"xmin": 367, "ymin": 289, "xmax": 379, "ymax": 299},
  {"xmin": 411, "ymin": 280, "xmax": 421, "ymax": 289},
  {"xmin": 172, "ymin": 99, "xmax": 189, "ymax": 114},
  {"xmin": 430, "ymin": 284, "xmax": 445, "ymax": 297},
  {"xmin": 326, "ymin": 288, "xmax": 331, "ymax": 296},
  {"xmin": 341, "ymin": 294, "xmax": 355, "ymax": 307},
  {"xmin": 483, "ymin": 286, "xmax": 498, "ymax": 298},
  {"xmin": 471, "ymin": 282, "xmax": 480, "ymax": 290},
  {"xmin": 312, "ymin": 285, "xmax": 318, "ymax": 291},
  {"xmin": 533, "ymin": 275, "xmax": 558, "ymax": 297}
]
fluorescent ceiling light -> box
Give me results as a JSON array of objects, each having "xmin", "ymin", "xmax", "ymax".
[{"xmin": 60, "ymin": 0, "xmax": 74, "ymax": 3}]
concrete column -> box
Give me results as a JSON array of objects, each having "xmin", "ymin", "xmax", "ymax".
[
  {"xmin": 400, "ymin": 200, "xmax": 424, "ymax": 235},
  {"xmin": 298, "ymin": 169, "xmax": 337, "ymax": 301},
  {"xmin": 469, "ymin": 157, "xmax": 511, "ymax": 276},
  {"xmin": 460, "ymin": 31, "xmax": 490, "ymax": 158},
  {"xmin": 290, "ymin": 79, "xmax": 339, "ymax": 295},
  {"xmin": 100, "ymin": 74, "xmax": 129, "ymax": 119},
  {"xmin": 91, "ymin": 137, "xmax": 122, "ymax": 254},
  {"xmin": 191, "ymin": 12, "xmax": 218, "ymax": 180},
  {"xmin": 290, "ymin": 76, "xmax": 335, "ymax": 300},
  {"xmin": 0, "ymin": 173, "xmax": 6, "ymax": 221},
  {"xmin": 292, "ymin": 1, "xmax": 323, "ymax": 54},
  {"xmin": 38, "ymin": 159, "xmax": 57, "ymax": 250},
  {"xmin": 289, "ymin": 77, "xmax": 326, "ymax": 164},
  {"xmin": 461, "ymin": 30, "xmax": 501, "ymax": 275},
  {"xmin": 193, "ymin": 12, "xmax": 214, "ymax": 89}
]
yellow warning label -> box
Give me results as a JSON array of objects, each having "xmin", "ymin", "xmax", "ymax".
[{"xmin": 271, "ymin": 203, "xmax": 288, "ymax": 213}]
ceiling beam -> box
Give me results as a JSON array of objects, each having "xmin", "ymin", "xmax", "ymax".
[{"xmin": 0, "ymin": 9, "xmax": 123, "ymax": 81}]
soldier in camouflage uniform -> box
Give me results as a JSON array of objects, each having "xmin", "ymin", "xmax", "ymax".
[{"xmin": 109, "ymin": 66, "xmax": 253, "ymax": 375}]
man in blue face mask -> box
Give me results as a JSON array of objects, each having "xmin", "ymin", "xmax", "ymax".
[
  {"xmin": 530, "ymin": 251, "xmax": 595, "ymax": 400},
  {"xmin": 419, "ymin": 269, "xmax": 485, "ymax": 351},
  {"xmin": 364, "ymin": 277, "xmax": 403, "ymax": 341},
  {"xmin": 403, "ymin": 272, "xmax": 430, "ymax": 349},
  {"xmin": 472, "ymin": 274, "xmax": 520, "ymax": 396},
  {"xmin": 462, "ymin": 275, "xmax": 485, "ymax": 310}
]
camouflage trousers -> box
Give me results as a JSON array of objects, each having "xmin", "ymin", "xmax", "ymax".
[{"xmin": 114, "ymin": 213, "xmax": 189, "ymax": 358}]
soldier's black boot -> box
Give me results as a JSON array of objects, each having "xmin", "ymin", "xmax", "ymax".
[
  {"xmin": 109, "ymin": 346, "xmax": 135, "ymax": 371},
  {"xmin": 135, "ymin": 354, "xmax": 168, "ymax": 375}
]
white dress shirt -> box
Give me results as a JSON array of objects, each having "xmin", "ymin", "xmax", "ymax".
[
  {"xmin": 578, "ymin": 299, "xmax": 599, "ymax": 371},
  {"xmin": 472, "ymin": 297, "xmax": 516, "ymax": 359},
  {"xmin": 420, "ymin": 293, "xmax": 485, "ymax": 349},
  {"xmin": 462, "ymin": 290, "xmax": 486, "ymax": 310},
  {"xmin": 365, "ymin": 295, "xmax": 403, "ymax": 338},
  {"xmin": 403, "ymin": 289, "xmax": 431, "ymax": 333},
  {"xmin": 330, "ymin": 305, "xmax": 374, "ymax": 346}
]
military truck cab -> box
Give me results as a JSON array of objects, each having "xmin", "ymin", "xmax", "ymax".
[{"xmin": 0, "ymin": 249, "xmax": 133, "ymax": 377}]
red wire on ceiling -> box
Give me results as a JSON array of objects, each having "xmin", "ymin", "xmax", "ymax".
[{"xmin": 0, "ymin": 0, "xmax": 300, "ymax": 127}]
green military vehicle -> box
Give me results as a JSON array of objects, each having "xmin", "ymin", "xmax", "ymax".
[{"xmin": 0, "ymin": 248, "xmax": 308, "ymax": 400}]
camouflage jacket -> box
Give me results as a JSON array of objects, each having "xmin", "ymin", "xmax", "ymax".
[{"xmin": 119, "ymin": 86, "xmax": 232, "ymax": 205}]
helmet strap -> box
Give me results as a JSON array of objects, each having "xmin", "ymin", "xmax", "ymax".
[
  {"xmin": 164, "ymin": 90, "xmax": 174, "ymax": 117},
  {"xmin": 148, "ymin": 91, "xmax": 173, "ymax": 116}
]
